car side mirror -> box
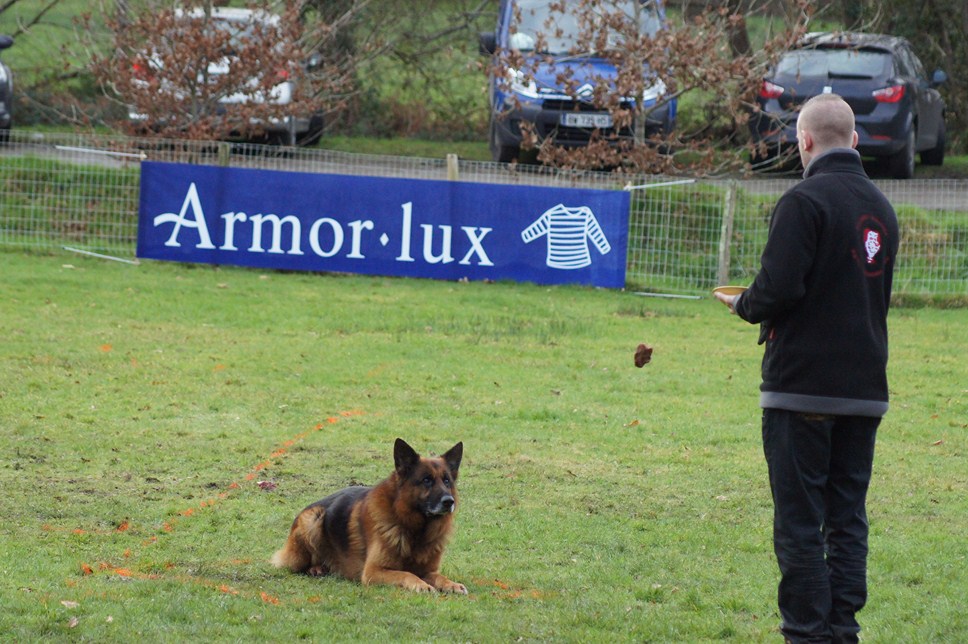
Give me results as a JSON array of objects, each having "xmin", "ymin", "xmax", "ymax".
[
  {"xmin": 479, "ymin": 32, "xmax": 496, "ymax": 56},
  {"xmin": 931, "ymin": 69, "xmax": 947, "ymax": 87},
  {"xmin": 0, "ymin": 34, "xmax": 14, "ymax": 50}
]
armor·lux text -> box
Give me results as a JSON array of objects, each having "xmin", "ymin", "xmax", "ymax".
[{"xmin": 154, "ymin": 183, "xmax": 495, "ymax": 266}]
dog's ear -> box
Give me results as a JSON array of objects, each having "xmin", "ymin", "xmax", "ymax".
[
  {"xmin": 442, "ymin": 442, "xmax": 463, "ymax": 479},
  {"xmin": 394, "ymin": 438, "xmax": 420, "ymax": 477}
]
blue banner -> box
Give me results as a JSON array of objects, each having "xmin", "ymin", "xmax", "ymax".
[{"xmin": 137, "ymin": 162, "xmax": 629, "ymax": 288}]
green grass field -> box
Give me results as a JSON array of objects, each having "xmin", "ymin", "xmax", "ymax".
[{"xmin": 1, "ymin": 251, "xmax": 965, "ymax": 641}]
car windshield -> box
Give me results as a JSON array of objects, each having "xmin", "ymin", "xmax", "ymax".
[
  {"xmin": 211, "ymin": 17, "xmax": 269, "ymax": 47},
  {"xmin": 776, "ymin": 48, "xmax": 891, "ymax": 80},
  {"xmin": 174, "ymin": 10, "xmax": 280, "ymax": 53},
  {"xmin": 509, "ymin": 0, "xmax": 663, "ymax": 55}
]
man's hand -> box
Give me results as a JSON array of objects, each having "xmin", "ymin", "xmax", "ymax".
[{"xmin": 714, "ymin": 291, "xmax": 739, "ymax": 315}]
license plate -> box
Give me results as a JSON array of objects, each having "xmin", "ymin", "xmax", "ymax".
[{"xmin": 560, "ymin": 112, "xmax": 612, "ymax": 128}]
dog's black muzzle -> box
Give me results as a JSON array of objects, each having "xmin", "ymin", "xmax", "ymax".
[{"xmin": 427, "ymin": 494, "xmax": 456, "ymax": 516}]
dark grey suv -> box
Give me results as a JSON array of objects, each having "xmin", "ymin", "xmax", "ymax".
[
  {"xmin": 750, "ymin": 32, "xmax": 947, "ymax": 179},
  {"xmin": 0, "ymin": 34, "xmax": 13, "ymax": 140}
]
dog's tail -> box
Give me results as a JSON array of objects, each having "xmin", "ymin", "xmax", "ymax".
[
  {"xmin": 270, "ymin": 541, "xmax": 298, "ymax": 570},
  {"xmin": 271, "ymin": 506, "xmax": 324, "ymax": 572}
]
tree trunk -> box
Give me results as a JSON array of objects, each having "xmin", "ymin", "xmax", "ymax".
[{"xmin": 725, "ymin": 0, "xmax": 751, "ymax": 57}]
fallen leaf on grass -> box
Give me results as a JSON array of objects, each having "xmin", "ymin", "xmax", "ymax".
[
  {"xmin": 61, "ymin": 600, "xmax": 80, "ymax": 609},
  {"xmin": 931, "ymin": 439, "xmax": 943, "ymax": 446},
  {"xmin": 68, "ymin": 617, "xmax": 79, "ymax": 628},
  {"xmin": 257, "ymin": 480, "xmax": 278, "ymax": 491},
  {"xmin": 634, "ymin": 343, "xmax": 653, "ymax": 368}
]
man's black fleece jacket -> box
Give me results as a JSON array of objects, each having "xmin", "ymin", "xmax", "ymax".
[{"xmin": 734, "ymin": 149, "xmax": 899, "ymax": 417}]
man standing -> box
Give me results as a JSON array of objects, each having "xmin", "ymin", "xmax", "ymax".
[{"xmin": 716, "ymin": 93, "xmax": 899, "ymax": 643}]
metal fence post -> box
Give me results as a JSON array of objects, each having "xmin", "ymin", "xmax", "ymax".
[
  {"xmin": 217, "ymin": 142, "xmax": 231, "ymax": 167},
  {"xmin": 717, "ymin": 180, "xmax": 737, "ymax": 286},
  {"xmin": 446, "ymin": 153, "xmax": 459, "ymax": 181}
]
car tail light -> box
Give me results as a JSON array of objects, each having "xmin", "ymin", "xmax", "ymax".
[
  {"xmin": 759, "ymin": 81, "xmax": 784, "ymax": 99},
  {"xmin": 873, "ymin": 85, "xmax": 905, "ymax": 103}
]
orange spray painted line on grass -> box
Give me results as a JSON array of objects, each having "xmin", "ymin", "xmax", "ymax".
[
  {"xmin": 57, "ymin": 413, "xmax": 367, "ymax": 541},
  {"xmin": 157, "ymin": 410, "xmax": 367, "ymax": 535},
  {"xmin": 80, "ymin": 560, "xmax": 251, "ymax": 599},
  {"xmin": 70, "ymin": 410, "xmax": 367, "ymax": 604},
  {"xmin": 78, "ymin": 561, "xmax": 355, "ymax": 608}
]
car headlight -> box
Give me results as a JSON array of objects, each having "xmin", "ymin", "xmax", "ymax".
[
  {"xmin": 641, "ymin": 78, "xmax": 666, "ymax": 105},
  {"xmin": 508, "ymin": 68, "xmax": 539, "ymax": 99}
]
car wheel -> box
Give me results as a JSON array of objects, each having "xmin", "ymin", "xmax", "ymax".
[
  {"xmin": 920, "ymin": 119, "xmax": 945, "ymax": 166},
  {"xmin": 887, "ymin": 128, "xmax": 915, "ymax": 179},
  {"xmin": 489, "ymin": 117, "xmax": 518, "ymax": 163},
  {"xmin": 297, "ymin": 114, "xmax": 325, "ymax": 148}
]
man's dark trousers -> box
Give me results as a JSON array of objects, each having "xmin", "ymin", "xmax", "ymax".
[{"xmin": 762, "ymin": 408, "xmax": 879, "ymax": 644}]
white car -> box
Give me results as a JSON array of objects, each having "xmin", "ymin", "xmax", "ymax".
[{"xmin": 127, "ymin": 7, "xmax": 323, "ymax": 146}]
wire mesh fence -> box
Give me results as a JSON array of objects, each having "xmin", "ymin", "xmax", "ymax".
[{"xmin": 1, "ymin": 130, "xmax": 966, "ymax": 296}]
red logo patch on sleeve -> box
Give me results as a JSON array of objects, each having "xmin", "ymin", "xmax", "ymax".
[{"xmin": 853, "ymin": 214, "xmax": 891, "ymax": 277}]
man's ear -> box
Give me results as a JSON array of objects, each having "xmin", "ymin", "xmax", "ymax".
[
  {"xmin": 798, "ymin": 129, "xmax": 813, "ymax": 152},
  {"xmin": 850, "ymin": 130, "xmax": 859, "ymax": 149}
]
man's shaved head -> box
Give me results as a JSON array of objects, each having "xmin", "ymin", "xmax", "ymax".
[{"xmin": 796, "ymin": 93, "xmax": 858, "ymax": 166}]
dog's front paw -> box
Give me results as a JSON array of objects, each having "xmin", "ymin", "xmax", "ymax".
[
  {"xmin": 405, "ymin": 579, "xmax": 437, "ymax": 593},
  {"xmin": 423, "ymin": 573, "xmax": 467, "ymax": 595},
  {"xmin": 438, "ymin": 580, "xmax": 467, "ymax": 595},
  {"xmin": 447, "ymin": 582, "xmax": 468, "ymax": 595},
  {"xmin": 306, "ymin": 565, "xmax": 328, "ymax": 577}
]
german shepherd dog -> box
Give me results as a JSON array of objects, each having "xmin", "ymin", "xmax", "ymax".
[{"xmin": 271, "ymin": 438, "xmax": 466, "ymax": 594}]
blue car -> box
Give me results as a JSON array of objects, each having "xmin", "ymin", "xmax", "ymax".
[{"xmin": 479, "ymin": 0, "xmax": 676, "ymax": 163}]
